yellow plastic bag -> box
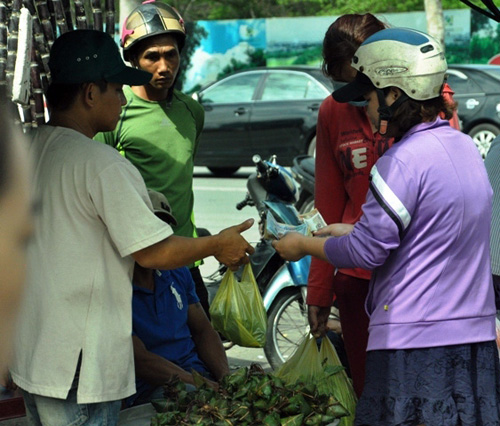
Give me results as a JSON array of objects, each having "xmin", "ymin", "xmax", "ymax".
[
  {"xmin": 209, "ymin": 264, "xmax": 267, "ymax": 347},
  {"xmin": 273, "ymin": 333, "xmax": 357, "ymax": 426},
  {"xmin": 273, "ymin": 333, "xmax": 322, "ymax": 384},
  {"xmin": 319, "ymin": 337, "xmax": 357, "ymax": 426}
]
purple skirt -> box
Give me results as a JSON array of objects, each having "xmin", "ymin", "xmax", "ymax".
[{"xmin": 355, "ymin": 341, "xmax": 500, "ymax": 426}]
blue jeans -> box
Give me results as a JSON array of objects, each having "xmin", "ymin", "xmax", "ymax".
[{"xmin": 21, "ymin": 373, "xmax": 121, "ymax": 426}]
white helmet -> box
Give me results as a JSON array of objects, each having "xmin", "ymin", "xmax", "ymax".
[{"xmin": 333, "ymin": 28, "xmax": 447, "ymax": 102}]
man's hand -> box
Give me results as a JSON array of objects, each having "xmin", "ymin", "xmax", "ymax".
[
  {"xmin": 204, "ymin": 377, "xmax": 220, "ymax": 391},
  {"xmin": 308, "ymin": 305, "xmax": 332, "ymax": 338},
  {"xmin": 214, "ymin": 219, "xmax": 255, "ymax": 270},
  {"xmin": 314, "ymin": 223, "xmax": 354, "ymax": 238},
  {"xmin": 271, "ymin": 232, "xmax": 307, "ymax": 261}
]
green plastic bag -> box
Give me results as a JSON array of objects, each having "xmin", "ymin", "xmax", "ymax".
[
  {"xmin": 274, "ymin": 333, "xmax": 357, "ymax": 426},
  {"xmin": 209, "ymin": 263, "xmax": 267, "ymax": 347},
  {"xmin": 273, "ymin": 333, "xmax": 323, "ymax": 384},
  {"xmin": 318, "ymin": 337, "xmax": 357, "ymax": 426}
]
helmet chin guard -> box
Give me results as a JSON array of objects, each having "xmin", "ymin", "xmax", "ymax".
[{"xmin": 375, "ymin": 88, "xmax": 409, "ymax": 135}]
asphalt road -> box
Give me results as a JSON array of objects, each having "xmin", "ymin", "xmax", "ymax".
[{"xmin": 192, "ymin": 166, "xmax": 273, "ymax": 372}]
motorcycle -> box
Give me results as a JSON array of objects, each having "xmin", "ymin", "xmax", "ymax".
[
  {"xmin": 291, "ymin": 154, "xmax": 315, "ymax": 214},
  {"xmin": 204, "ymin": 154, "xmax": 312, "ymax": 370}
]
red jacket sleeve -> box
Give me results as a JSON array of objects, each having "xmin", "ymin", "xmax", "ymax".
[{"xmin": 306, "ymin": 98, "xmax": 346, "ymax": 306}]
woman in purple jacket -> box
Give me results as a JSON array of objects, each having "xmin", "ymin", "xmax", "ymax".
[{"xmin": 273, "ymin": 28, "xmax": 500, "ymax": 426}]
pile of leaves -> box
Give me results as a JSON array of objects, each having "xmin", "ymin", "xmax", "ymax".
[{"xmin": 150, "ymin": 363, "xmax": 348, "ymax": 425}]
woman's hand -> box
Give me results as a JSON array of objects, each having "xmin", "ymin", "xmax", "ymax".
[
  {"xmin": 271, "ymin": 232, "xmax": 307, "ymax": 261},
  {"xmin": 314, "ymin": 223, "xmax": 354, "ymax": 238},
  {"xmin": 272, "ymin": 232, "xmax": 329, "ymax": 262}
]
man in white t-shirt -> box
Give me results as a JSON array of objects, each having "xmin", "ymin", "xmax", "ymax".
[{"xmin": 10, "ymin": 29, "xmax": 254, "ymax": 426}]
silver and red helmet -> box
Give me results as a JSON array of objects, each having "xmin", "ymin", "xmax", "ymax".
[{"xmin": 121, "ymin": 0, "xmax": 186, "ymax": 61}]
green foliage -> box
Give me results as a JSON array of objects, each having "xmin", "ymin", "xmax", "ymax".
[
  {"xmin": 469, "ymin": 27, "xmax": 500, "ymax": 62},
  {"xmin": 446, "ymin": 43, "xmax": 472, "ymax": 63},
  {"xmin": 471, "ymin": 8, "xmax": 494, "ymax": 32},
  {"xmin": 215, "ymin": 48, "xmax": 267, "ymax": 80},
  {"xmin": 173, "ymin": 0, "xmax": 470, "ymax": 20},
  {"xmin": 292, "ymin": 46, "xmax": 323, "ymax": 65},
  {"xmin": 120, "ymin": 0, "xmax": 472, "ymax": 21},
  {"xmin": 265, "ymin": 46, "xmax": 322, "ymax": 67},
  {"xmin": 175, "ymin": 21, "xmax": 208, "ymax": 91}
]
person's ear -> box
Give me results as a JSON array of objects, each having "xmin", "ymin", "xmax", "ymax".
[
  {"xmin": 82, "ymin": 83, "xmax": 96, "ymax": 107},
  {"xmin": 389, "ymin": 87, "xmax": 401, "ymax": 101}
]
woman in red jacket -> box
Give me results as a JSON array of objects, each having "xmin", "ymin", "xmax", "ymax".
[
  {"xmin": 307, "ymin": 14, "xmax": 388, "ymax": 398},
  {"xmin": 307, "ymin": 14, "xmax": 459, "ymax": 398}
]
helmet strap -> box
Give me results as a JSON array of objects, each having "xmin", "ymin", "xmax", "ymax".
[{"xmin": 376, "ymin": 89, "xmax": 408, "ymax": 136}]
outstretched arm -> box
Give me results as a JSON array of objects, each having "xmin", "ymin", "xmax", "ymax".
[
  {"xmin": 133, "ymin": 219, "xmax": 255, "ymax": 271},
  {"xmin": 272, "ymin": 223, "xmax": 354, "ymax": 262},
  {"xmin": 272, "ymin": 232, "xmax": 328, "ymax": 262},
  {"xmin": 132, "ymin": 335, "xmax": 218, "ymax": 388}
]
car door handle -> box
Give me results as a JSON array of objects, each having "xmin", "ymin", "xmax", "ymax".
[
  {"xmin": 465, "ymin": 98, "xmax": 480, "ymax": 110},
  {"xmin": 307, "ymin": 103, "xmax": 320, "ymax": 111},
  {"xmin": 234, "ymin": 107, "xmax": 247, "ymax": 116}
]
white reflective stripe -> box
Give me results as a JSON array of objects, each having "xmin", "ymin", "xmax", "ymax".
[{"xmin": 371, "ymin": 165, "xmax": 411, "ymax": 229}]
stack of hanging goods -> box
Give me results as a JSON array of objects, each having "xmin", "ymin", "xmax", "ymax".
[{"xmin": 1, "ymin": 0, "xmax": 116, "ymax": 131}]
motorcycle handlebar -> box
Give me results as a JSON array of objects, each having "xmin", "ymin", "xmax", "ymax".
[
  {"xmin": 236, "ymin": 199, "xmax": 248, "ymax": 210},
  {"xmin": 252, "ymin": 154, "xmax": 268, "ymax": 175},
  {"xmin": 253, "ymin": 154, "xmax": 279, "ymax": 180},
  {"xmin": 236, "ymin": 193, "xmax": 255, "ymax": 210}
]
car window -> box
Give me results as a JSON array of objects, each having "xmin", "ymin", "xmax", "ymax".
[
  {"xmin": 201, "ymin": 73, "xmax": 262, "ymax": 104},
  {"xmin": 260, "ymin": 72, "xmax": 327, "ymax": 101},
  {"xmin": 483, "ymin": 68, "xmax": 500, "ymax": 81},
  {"xmin": 446, "ymin": 71, "xmax": 483, "ymax": 94}
]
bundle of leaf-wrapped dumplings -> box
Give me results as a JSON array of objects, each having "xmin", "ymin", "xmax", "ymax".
[{"xmin": 150, "ymin": 361, "xmax": 349, "ymax": 425}]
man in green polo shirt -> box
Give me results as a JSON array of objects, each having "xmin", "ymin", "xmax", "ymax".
[{"xmin": 95, "ymin": 1, "xmax": 211, "ymax": 314}]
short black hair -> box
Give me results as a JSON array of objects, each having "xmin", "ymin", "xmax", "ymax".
[{"xmin": 46, "ymin": 80, "xmax": 109, "ymax": 112}]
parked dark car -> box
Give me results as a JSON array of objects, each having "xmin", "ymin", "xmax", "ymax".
[
  {"xmin": 192, "ymin": 66, "xmax": 334, "ymax": 176},
  {"xmin": 447, "ymin": 64, "xmax": 500, "ymax": 158}
]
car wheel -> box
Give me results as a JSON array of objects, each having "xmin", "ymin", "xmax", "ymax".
[
  {"xmin": 307, "ymin": 135, "xmax": 316, "ymax": 157},
  {"xmin": 469, "ymin": 123, "xmax": 500, "ymax": 159},
  {"xmin": 207, "ymin": 167, "xmax": 240, "ymax": 176}
]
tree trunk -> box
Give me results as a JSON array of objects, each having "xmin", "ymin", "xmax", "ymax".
[{"xmin": 424, "ymin": 0, "xmax": 446, "ymax": 51}]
